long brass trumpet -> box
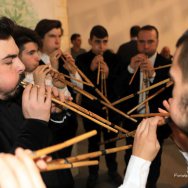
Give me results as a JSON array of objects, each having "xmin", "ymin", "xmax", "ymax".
[
  {"xmin": 61, "ymin": 55, "xmax": 111, "ymax": 104},
  {"xmin": 31, "ymin": 130, "xmax": 97, "ymax": 160},
  {"xmin": 21, "ymin": 81, "xmax": 134, "ymax": 135},
  {"xmin": 48, "ymin": 145, "xmax": 132, "ymax": 164},
  {"xmin": 127, "ymin": 81, "xmax": 173, "ymax": 115},
  {"xmin": 99, "ymin": 131, "xmax": 136, "ymax": 145},
  {"xmin": 29, "ymin": 130, "xmax": 99, "ymax": 171},
  {"xmin": 108, "ymin": 78, "xmax": 171, "ymax": 107},
  {"xmin": 44, "ymin": 160, "xmax": 99, "ymax": 171},
  {"xmin": 50, "ymin": 70, "xmax": 97, "ymax": 101},
  {"xmin": 50, "ymin": 69, "xmax": 137, "ymax": 123}
]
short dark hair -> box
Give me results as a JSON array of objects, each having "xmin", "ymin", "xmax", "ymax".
[
  {"xmin": 71, "ymin": 33, "xmax": 80, "ymax": 42},
  {"xmin": 13, "ymin": 25, "xmax": 42, "ymax": 52},
  {"xmin": 176, "ymin": 30, "xmax": 188, "ymax": 82},
  {"xmin": 139, "ymin": 25, "xmax": 159, "ymax": 39},
  {"xmin": 130, "ymin": 25, "xmax": 140, "ymax": 37},
  {"xmin": 0, "ymin": 17, "xmax": 15, "ymax": 40},
  {"xmin": 89, "ymin": 25, "xmax": 108, "ymax": 40},
  {"xmin": 35, "ymin": 19, "xmax": 63, "ymax": 39}
]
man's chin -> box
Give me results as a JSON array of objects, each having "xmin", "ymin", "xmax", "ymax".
[
  {"xmin": 0, "ymin": 74, "xmax": 25, "ymax": 101},
  {"xmin": 2, "ymin": 88, "xmax": 20, "ymax": 101},
  {"xmin": 145, "ymin": 53, "xmax": 153, "ymax": 58},
  {"xmin": 2, "ymin": 82, "xmax": 24, "ymax": 101}
]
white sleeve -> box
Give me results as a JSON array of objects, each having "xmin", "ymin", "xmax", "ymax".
[
  {"xmin": 50, "ymin": 87, "xmax": 71, "ymax": 124},
  {"xmin": 69, "ymin": 71, "xmax": 83, "ymax": 89},
  {"xmin": 179, "ymin": 151, "xmax": 188, "ymax": 164},
  {"xmin": 119, "ymin": 155, "xmax": 151, "ymax": 188},
  {"xmin": 58, "ymin": 86, "xmax": 72, "ymax": 98},
  {"xmin": 127, "ymin": 65, "xmax": 134, "ymax": 74}
]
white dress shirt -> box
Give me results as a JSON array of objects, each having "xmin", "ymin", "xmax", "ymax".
[
  {"xmin": 180, "ymin": 151, "xmax": 188, "ymax": 164},
  {"xmin": 120, "ymin": 151, "xmax": 188, "ymax": 188},
  {"xmin": 119, "ymin": 155, "xmax": 151, "ymax": 188}
]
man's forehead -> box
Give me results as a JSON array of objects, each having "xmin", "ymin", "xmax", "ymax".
[
  {"xmin": 92, "ymin": 36, "xmax": 108, "ymax": 41},
  {"xmin": 138, "ymin": 30, "xmax": 157, "ymax": 38},
  {"xmin": 170, "ymin": 47, "xmax": 182, "ymax": 77},
  {"xmin": 0, "ymin": 37, "xmax": 19, "ymax": 60},
  {"xmin": 23, "ymin": 42, "xmax": 38, "ymax": 50},
  {"xmin": 46, "ymin": 28, "xmax": 62, "ymax": 36}
]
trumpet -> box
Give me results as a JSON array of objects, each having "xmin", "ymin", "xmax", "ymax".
[
  {"xmin": 50, "ymin": 69, "xmax": 137, "ymax": 123},
  {"xmin": 31, "ymin": 130, "xmax": 99, "ymax": 171},
  {"xmin": 20, "ymin": 81, "xmax": 132, "ymax": 134},
  {"xmin": 50, "ymin": 69, "xmax": 97, "ymax": 101}
]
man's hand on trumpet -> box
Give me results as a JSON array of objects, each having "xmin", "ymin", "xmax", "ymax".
[
  {"xmin": 33, "ymin": 65, "xmax": 51, "ymax": 86},
  {"xmin": 51, "ymin": 86, "xmax": 72, "ymax": 113},
  {"xmin": 131, "ymin": 99, "xmax": 174, "ymax": 162},
  {"xmin": 50, "ymin": 69, "xmax": 66, "ymax": 89},
  {"xmin": 130, "ymin": 53, "xmax": 155, "ymax": 78},
  {"xmin": 22, "ymin": 84, "xmax": 52, "ymax": 122},
  {"xmin": 33, "ymin": 65, "xmax": 66, "ymax": 89},
  {"xmin": 63, "ymin": 53, "xmax": 77, "ymax": 75},
  {"xmin": 49, "ymin": 49, "xmax": 62, "ymax": 70},
  {"xmin": 100, "ymin": 61, "xmax": 109, "ymax": 79},
  {"xmin": 90, "ymin": 55, "xmax": 109, "ymax": 78},
  {"xmin": 133, "ymin": 117, "xmax": 161, "ymax": 161},
  {"xmin": 130, "ymin": 54, "xmax": 146, "ymax": 71},
  {"xmin": 33, "ymin": 65, "xmax": 68, "ymax": 113},
  {"xmin": 0, "ymin": 148, "xmax": 47, "ymax": 188},
  {"xmin": 90, "ymin": 55, "xmax": 103, "ymax": 71},
  {"xmin": 140, "ymin": 58, "xmax": 155, "ymax": 78},
  {"xmin": 22, "ymin": 82, "xmax": 71, "ymax": 120}
]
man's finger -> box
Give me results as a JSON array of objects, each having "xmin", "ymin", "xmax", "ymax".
[
  {"xmin": 147, "ymin": 117, "xmax": 161, "ymax": 138},
  {"xmin": 15, "ymin": 148, "xmax": 46, "ymax": 188}
]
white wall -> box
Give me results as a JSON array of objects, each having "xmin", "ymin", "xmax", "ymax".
[
  {"xmin": 0, "ymin": 0, "xmax": 70, "ymax": 52},
  {"xmin": 67, "ymin": 0, "xmax": 188, "ymax": 54}
]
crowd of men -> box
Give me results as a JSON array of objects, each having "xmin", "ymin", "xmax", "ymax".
[{"xmin": 0, "ymin": 16, "xmax": 187, "ymax": 188}]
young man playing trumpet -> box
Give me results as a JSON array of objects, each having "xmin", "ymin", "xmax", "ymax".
[
  {"xmin": 120, "ymin": 29, "xmax": 188, "ymax": 188},
  {"xmin": 76, "ymin": 25, "xmax": 122, "ymax": 188},
  {"xmin": 114, "ymin": 25, "xmax": 172, "ymax": 188},
  {"xmin": 0, "ymin": 17, "xmax": 72, "ymax": 188},
  {"xmin": 35, "ymin": 19, "xmax": 83, "ymax": 90},
  {"xmin": 12, "ymin": 24, "xmax": 78, "ymax": 188}
]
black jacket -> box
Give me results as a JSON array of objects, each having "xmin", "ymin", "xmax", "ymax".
[
  {"xmin": 117, "ymin": 40, "xmax": 138, "ymax": 67},
  {"xmin": 113, "ymin": 54, "xmax": 172, "ymax": 138},
  {"xmin": 0, "ymin": 96, "xmax": 73, "ymax": 188},
  {"xmin": 76, "ymin": 50, "xmax": 119, "ymax": 115}
]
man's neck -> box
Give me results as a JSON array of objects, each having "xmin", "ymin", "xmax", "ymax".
[
  {"xmin": 41, "ymin": 47, "xmax": 51, "ymax": 56},
  {"xmin": 72, "ymin": 46, "xmax": 80, "ymax": 52},
  {"xmin": 91, "ymin": 49, "xmax": 104, "ymax": 55}
]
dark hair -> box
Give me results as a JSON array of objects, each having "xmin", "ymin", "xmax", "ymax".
[
  {"xmin": 71, "ymin": 33, "xmax": 80, "ymax": 42},
  {"xmin": 35, "ymin": 19, "xmax": 63, "ymax": 39},
  {"xmin": 13, "ymin": 25, "xmax": 42, "ymax": 52},
  {"xmin": 0, "ymin": 17, "xmax": 15, "ymax": 40},
  {"xmin": 89, "ymin": 25, "xmax": 108, "ymax": 40},
  {"xmin": 176, "ymin": 30, "xmax": 188, "ymax": 82},
  {"xmin": 139, "ymin": 25, "xmax": 159, "ymax": 39},
  {"xmin": 130, "ymin": 25, "xmax": 140, "ymax": 37}
]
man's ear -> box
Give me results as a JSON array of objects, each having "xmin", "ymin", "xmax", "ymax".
[
  {"xmin": 156, "ymin": 39, "xmax": 159, "ymax": 47},
  {"xmin": 180, "ymin": 94, "xmax": 188, "ymax": 112}
]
